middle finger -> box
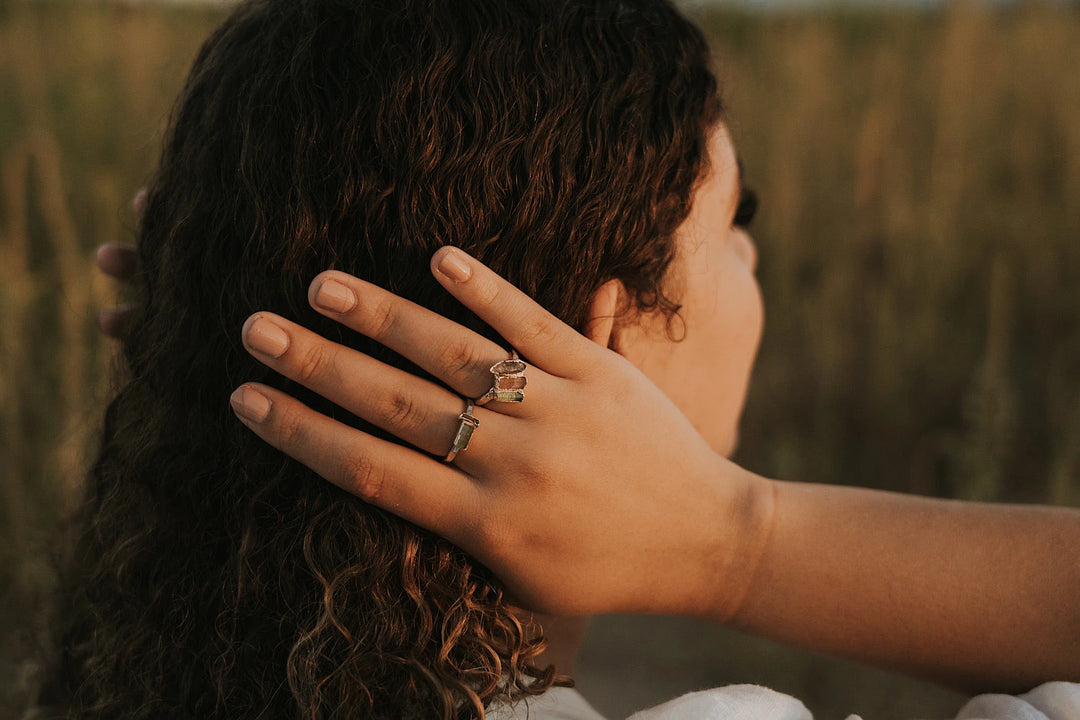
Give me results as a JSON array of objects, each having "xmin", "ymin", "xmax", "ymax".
[{"xmin": 307, "ymin": 270, "xmax": 543, "ymax": 415}]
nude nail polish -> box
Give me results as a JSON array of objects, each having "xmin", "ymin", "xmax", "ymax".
[
  {"xmin": 246, "ymin": 317, "xmax": 289, "ymax": 357},
  {"xmin": 437, "ymin": 249, "xmax": 472, "ymax": 282},
  {"xmin": 230, "ymin": 386, "xmax": 271, "ymax": 423},
  {"xmin": 314, "ymin": 279, "xmax": 357, "ymax": 313}
]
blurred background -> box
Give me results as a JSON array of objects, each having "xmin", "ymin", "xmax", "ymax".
[{"xmin": 1, "ymin": 0, "xmax": 1077, "ymax": 718}]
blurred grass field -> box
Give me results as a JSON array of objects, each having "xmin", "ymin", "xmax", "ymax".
[{"xmin": 1, "ymin": 1, "xmax": 1078, "ymax": 718}]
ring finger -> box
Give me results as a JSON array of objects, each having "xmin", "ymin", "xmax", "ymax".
[{"xmin": 229, "ymin": 381, "xmax": 485, "ymax": 545}]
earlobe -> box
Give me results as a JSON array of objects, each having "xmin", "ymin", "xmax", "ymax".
[{"xmin": 583, "ymin": 279, "xmax": 627, "ymax": 350}]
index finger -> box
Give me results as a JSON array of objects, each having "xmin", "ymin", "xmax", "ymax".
[{"xmin": 429, "ymin": 247, "xmax": 598, "ymax": 378}]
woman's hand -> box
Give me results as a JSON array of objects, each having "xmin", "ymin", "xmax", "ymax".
[
  {"xmin": 91, "ymin": 209, "xmax": 772, "ymax": 618},
  {"xmin": 226, "ymin": 247, "xmax": 1080, "ymax": 691},
  {"xmin": 227, "ymin": 246, "xmax": 775, "ymax": 619},
  {"xmin": 95, "ymin": 241, "xmax": 1080, "ymax": 688}
]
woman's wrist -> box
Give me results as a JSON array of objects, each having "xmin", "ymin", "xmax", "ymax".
[{"xmin": 693, "ymin": 458, "xmax": 778, "ymax": 624}]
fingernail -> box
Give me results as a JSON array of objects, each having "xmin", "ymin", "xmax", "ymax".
[
  {"xmin": 230, "ymin": 386, "xmax": 271, "ymax": 423},
  {"xmin": 437, "ymin": 248, "xmax": 472, "ymax": 282},
  {"xmin": 245, "ymin": 317, "xmax": 289, "ymax": 357},
  {"xmin": 314, "ymin": 278, "xmax": 356, "ymax": 313}
]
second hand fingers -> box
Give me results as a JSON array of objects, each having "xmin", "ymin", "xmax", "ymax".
[{"xmin": 229, "ymin": 382, "xmax": 483, "ymax": 545}]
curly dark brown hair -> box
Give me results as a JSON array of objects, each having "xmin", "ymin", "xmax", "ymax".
[{"xmin": 37, "ymin": 0, "xmax": 721, "ymax": 717}]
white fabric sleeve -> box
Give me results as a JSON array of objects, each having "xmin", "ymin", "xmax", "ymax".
[
  {"xmin": 488, "ymin": 681, "xmax": 1080, "ymax": 720},
  {"xmin": 625, "ymin": 684, "xmax": 814, "ymax": 720},
  {"xmin": 956, "ymin": 682, "xmax": 1080, "ymax": 720}
]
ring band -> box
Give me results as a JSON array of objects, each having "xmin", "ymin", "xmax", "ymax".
[
  {"xmin": 443, "ymin": 399, "xmax": 480, "ymax": 463},
  {"xmin": 475, "ymin": 350, "xmax": 527, "ymax": 406}
]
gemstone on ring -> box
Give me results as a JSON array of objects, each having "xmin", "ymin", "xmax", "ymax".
[
  {"xmin": 495, "ymin": 374, "xmax": 527, "ymax": 392},
  {"xmin": 450, "ymin": 410, "xmax": 479, "ymax": 450},
  {"xmin": 475, "ymin": 354, "xmax": 527, "ymax": 405},
  {"xmin": 490, "ymin": 359, "xmax": 527, "ymax": 375},
  {"xmin": 489, "ymin": 389, "xmax": 525, "ymax": 403},
  {"xmin": 444, "ymin": 400, "xmax": 480, "ymax": 463}
]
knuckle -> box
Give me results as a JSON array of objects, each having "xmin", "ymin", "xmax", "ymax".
[
  {"xmin": 342, "ymin": 453, "xmax": 384, "ymax": 502},
  {"xmin": 294, "ymin": 342, "xmax": 331, "ymax": 384},
  {"xmin": 372, "ymin": 385, "xmax": 427, "ymax": 433},
  {"xmin": 436, "ymin": 340, "xmax": 486, "ymax": 383},
  {"xmin": 473, "ymin": 276, "xmax": 501, "ymax": 308},
  {"xmin": 517, "ymin": 316, "xmax": 557, "ymax": 347},
  {"xmin": 275, "ymin": 406, "xmax": 308, "ymax": 449},
  {"xmin": 366, "ymin": 295, "xmax": 398, "ymax": 340}
]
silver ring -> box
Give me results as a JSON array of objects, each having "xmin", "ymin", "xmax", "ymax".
[
  {"xmin": 443, "ymin": 399, "xmax": 480, "ymax": 463},
  {"xmin": 474, "ymin": 350, "xmax": 527, "ymax": 406}
]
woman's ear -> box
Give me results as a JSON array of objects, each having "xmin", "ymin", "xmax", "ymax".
[{"xmin": 583, "ymin": 279, "xmax": 628, "ymax": 350}]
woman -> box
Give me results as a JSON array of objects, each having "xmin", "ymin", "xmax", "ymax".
[
  {"xmin": 42, "ymin": 0, "xmax": 756, "ymax": 717},
  {"xmin": 73, "ymin": 0, "xmax": 1080, "ymax": 719}
]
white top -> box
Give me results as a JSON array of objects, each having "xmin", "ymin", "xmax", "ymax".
[{"xmin": 488, "ymin": 683, "xmax": 1080, "ymax": 720}]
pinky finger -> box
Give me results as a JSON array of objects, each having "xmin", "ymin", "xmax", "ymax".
[{"xmin": 229, "ymin": 383, "xmax": 482, "ymax": 546}]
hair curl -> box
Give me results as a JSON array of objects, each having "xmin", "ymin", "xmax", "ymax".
[{"xmin": 38, "ymin": 1, "xmax": 721, "ymax": 718}]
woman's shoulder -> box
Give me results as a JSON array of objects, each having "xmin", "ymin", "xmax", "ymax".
[
  {"xmin": 630, "ymin": 683, "xmax": 1080, "ymax": 720},
  {"xmin": 627, "ymin": 685, "xmax": 813, "ymax": 720},
  {"xmin": 490, "ymin": 685, "xmax": 810, "ymax": 720},
  {"xmin": 956, "ymin": 681, "xmax": 1080, "ymax": 720},
  {"xmin": 630, "ymin": 682, "xmax": 1080, "ymax": 720},
  {"xmin": 492, "ymin": 682, "xmax": 1080, "ymax": 720}
]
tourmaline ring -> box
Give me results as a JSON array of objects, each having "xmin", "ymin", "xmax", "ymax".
[
  {"xmin": 443, "ymin": 400, "xmax": 480, "ymax": 463},
  {"xmin": 474, "ymin": 350, "xmax": 527, "ymax": 406}
]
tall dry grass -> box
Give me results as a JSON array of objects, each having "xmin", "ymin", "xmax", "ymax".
[
  {"xmin": 0, "ymin": 2, "xmax": 224, "ymax": 711},
  {"xmin": 0, "ymin": 2, "xmax": 1077, "ymax": 719},
  {"xmin": 696, "ymin": 2, "xmax": 1080, "ymax": 510}
]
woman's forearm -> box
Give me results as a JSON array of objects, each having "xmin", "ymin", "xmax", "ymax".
[{"xmin": 723, "ymin": 477, "xmax": 1080, "ymax": 694}]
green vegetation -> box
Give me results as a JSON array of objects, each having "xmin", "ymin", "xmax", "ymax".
[{"xmin": 1, "ymin": 2, "xmax": 1077, "ymax": 718}]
